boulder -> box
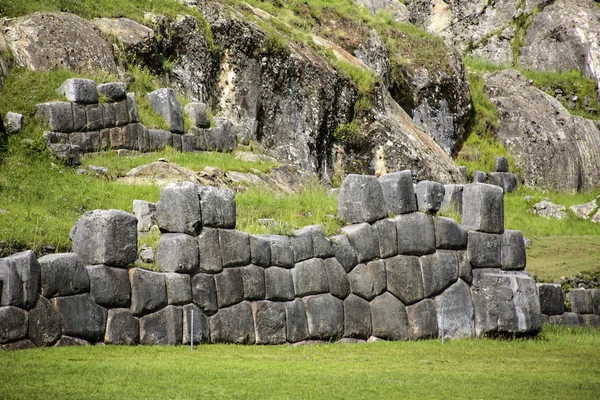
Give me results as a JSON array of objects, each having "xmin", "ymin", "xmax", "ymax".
[
  {"xmin": 292, "ymin": 258, "xmax": 329, "ymax": 297},
  {"xmin": 146, "ymin": 88, "xmax": 184, "ymax": 133},
  {"xmin": 198, "ymin": 186, "xmax": 236, "ymax": 229},
  {"xmin": 70, "ymin": 209, "xmax": 137, "ymax": 267},
  {"xmin": 140, "ymin": 305, "xmax": 183, "ymax": 345},
  {"xmin": 285, "ymin": 299, "xmax": 309, "ymax": 343},
  {"xmin": 434, "ymin": 217, "xmax": 467, "ymax": 250},
  {"xmin": 264, "ymin": 267, "xmax": 295, "ymax": 301},
  {"xmin": 378, "ymin": 170, "xmax": 417, "ymax": 216},
  {"xmin": 0, "ymin": 250, "xmax": 41, "ymax": 310},
  {"xmin": 164, "ymin": 273, "xmax": 192, "ymax": 306},
  {"xmin": 343, "ymin": 294, "xmax": 372, "ymax": 339},
  {"xmin": 197, "ymin": 228, "xmax": 223, "ymax": 273},
  {"xmin": 157, "ymin": 233, "xmax": 200, "ymax": 274},
  {"xmin": 129, "ymin": 268, "xmax": 167, "ymax": 316},
  {"xmin": 395, "ymin": 212, "xmax": 435, "ymax": 256},
  {"xmin": 250, "ymin": 235, "xmax": 271, "ymax": 267},
  {"xmin": 92, "ymin": 17, "xmax": 155, "ymax": 58},
  {"xmin": 373, "ymin": 219, "xmax": 398, "ymax": 259},
  {"xmin": 0, "ymin": 306, "xmax": 28, "ymax": 344},
  {"xmin": 214, "ymin": 268, "xmax": 244, "ymax": 308},
  {"xmin": 337, "ymin": 174, "xmax": 386, "ymax": 223},
  {"xmin": 105, "ymin": 308, "xmax": 139, "ymax": 345},
  {"xmin": 331, "ymin": 235, "xmax": 359, "ymax": 273},
  {"xmin": 435, "ymin": 279, "xmax": 474, "ymax": 339},
  {"xmin": 348, "ymin": 264, "xmax": 376, "ymax": 301},
  {"xmin": 155, "ymin": 182, "xmax": 202, "ymax": 236},
  {"xmin": 51, "ymin": 294, "xmax": 107, "ymax": 342},
  {"xmin": 58, "ymin": 78, "xmax": 98, "ymax": 104},
  {"xmin": 468, "ymin": 232, "xmax": 502, "ymax": 269},
  {"xmin": 570, "ymin": 198, "xmax": 599, "ymax": 220},
  {"xmin": 240, "ymin": 265, "xmax": 265, "ymax": 300},
  {"xmin": 251, "ymin": 301, "xmax": 287, "ymax": 344},
  {"xmin": 302, "ymin": 294, "xmax": 344, "ymax": 340},
  {"xmin": 501, "ymin": 230, "xmax": 526, "ymax": 271},
  {"xmin": 415, "ymin": 181, "xmax": 445, "ymax": 214},
  {"xmin": 385, "ymin": 255, "xmax": 424, "ymax": 306},
  {"xmin": 183, "ymin": 102, "xmax": 209, "ymax": 128},
  {"xmin": 219, "ymin": 230, "xmax": 251, "ymax": 268},
  {"xmin": 182, "ymin": 304, "xmax": 210, "ymax": 344},
  {"xmin": 532, "ymin": 199, "xmax": 568, "ymax": 220},
  {"xmin": 567, "ymin": 289, "xmax": 593, "ymax": 315},
  {"xmin": 3, "ymin": 339, "xmax": 37, "ymax": 350},
  {"xmin": 191, "ymin": 273, "xmax": 218, "ymax": 315},
  {"xmin": 209, "ymin": 302, "xmax": 255, "ymax": 344},
  {"xmin": 132, "ymin": 200, "xmax": 156, "ymax": 232},
  {"xmin": 462, "ymin": 184, "xmax": 504, "ymax": 234},
  {"xmin": 420, "ymin": 251, "xmax": 459, "ymax": 298},
  {"xmin": 27, "ymin": 296, "xmax": 61, "ymax": 347},
  {"xmin": 4, "ymin": 112, "xmax": 23, "ymax": 135},
  {"xmin": 370, "ymin": 292, "xmax": 410, "ymax": 341},
  {"xmin": 440, "ymin": 184, "xmax": 463, "ymax": 216},
  {"xmin": 537, "ymin": 284, "xmax": 565, "ymax": 316},
  {"xmin": 258, "ymin": 235, "xmax": 294, "ymax": 268},
  {"xmin": 324, "ymin": 258, "xmax": 350, "ymax": 299},
  {"xmin": 341, "ymin": 223, "xmax": 380, "ymax": 263},
  {"xmin": 35, "ymin": 102, "xmax": 74, "ymax": 133},
  {"xmin": 39, "ymin": 253, "xmax": 89, "ymax": 298},
  {"xmin": 406, "ymin": 299, "xmax": 438, "ymax": 340},
  {"xmin": 87, "ymin": 265, "xmax": 131, "ymax": 308}
]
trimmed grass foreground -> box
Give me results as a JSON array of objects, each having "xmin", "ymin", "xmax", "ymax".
[{"xmin": 1, "ymin": 325, "xmax": 599, "ymax": 399}]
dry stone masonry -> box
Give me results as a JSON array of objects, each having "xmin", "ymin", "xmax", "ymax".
[
  {"xmin": 0, "ymin": 171, "xmax": 545, "ymax": 349},
  {"xmin": 537, "ymin": 285, "xmax": 600, "ymax": 329}
]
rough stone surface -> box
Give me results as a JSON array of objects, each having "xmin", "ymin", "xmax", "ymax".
[
  {"xmin": 468, "ymin": 232, "xmax": 502, "ymax": 269},
  {"xmin": 385, "ymin": 255, "xmax": 424, "ymax": 306},
  {"xmin": 291, "ymin": 229, "xmax": 315, "ymax": 263},
  {"xmin": 440, "ymin": 184, "xmax": 463, "ymax": 216},
  {"xmin": 458, "ymin": 251, "xmax": 472, "ymax": 285},
  {"xmin": 140, "ymin": 305, "xmax": 183, "ymax": 345},
  {"xmin": 183, "ymin": 304, "xmax": 210, "ymax": 344},
  {"xmin": 501, "ymin": 230, "xmax": 526, "ymax": 271},
  {"xmin": 27, "ymin": 296, "xmax": 61, "ymax": 347},
  {"xmin": 48, "ymin": 144, "xmax": 80, "ymax": 165},
  {"xmin": 0, "ymin": 306, "xmax": 28, "ymax": 344},
  {"xmin": 331, "ymin": 235, "xmax": 359, "ymax": 273},
  {"xmin": 342, "ymin": 223, "xmax": 380, "ymax": 263},
  {"xmin": 537, "ymin": 284, "xmax": 565, "ymax": 316},
  {"xmin": 370, "ymin": 292, "xmax": 410, "ymax": 341},
  {"xmin": 215, "ymin": 268, "xmax": 244, "ymax": 308},
  {"xmin": 343, "ymin": 294, "xmax": 372, "ymax": 339},
  {"xmin": 348, "ymin": 264, "xmax": 376, "ymax": 301},
  {"xmin": 285, "ymin": 299, "xmax": 309, "ymax": 343},
  {"xmin": 373, "ymin": 219, "xmax": 398, "ymax": 259},
  {"xmin": 5, "ymin": 112, "xmax": 23, "ymax": 135},
  {"xmin": 38, "ymin": 253, "xmax": 89, "ymax": 298},
  {"xmin": 105, "ymin": 308, "xmax": 139, "ymax": 345},
  {"xmin": 241, "ymin": 265, "xmax": 265, "ymax": 300},
  {"xmin": 198, "ymin": 186, "xmax": 236, "ymax": 229},
  {"xmin": 36, "ymin": 102, "xmax": 75, "ymax": 133},
  {"xmin": 303, "ymin": 294, "xmax": 344, "ymax": 340},
  {"xmin": 434, "ymin": 217, "xmax": 467, "ymax": 250},
  {"xmin": 146, "ymin": 88, "xmax": 184, "ymax": 133},
  {"xmin": 58, "ymin": 78, "xmax": 98, "ymax": 104},
  {"xmin": 569, "ymin": 197, "xmax": 598, "ymax": 220},
  {"xmin": 367, "ymin": 260, "xmax": 387, "ymax": 296},
  {"xmin": 378, "ymin": 170, "xmax": 417, "ymax": 215},
  {"xmin": 197, "ymin": 228, "xmax": 223, "ymax": 273},
  {"xmin": 415, "ymin": 181, "xmax": 445, "ymax": 214},
  {"xmin": 251, "ymin": 301, "xmax": 286, "ymax": 344},
  {"xmin": 70, "ymin": 209, "xmax": 137, "ymax": 267},
  {"xmin": 435, "ymin": 279, "xmax": 474, "ymax": 339},
  {"xmin": 87, "ymin": 264, "xmax": 130, "ymax": 308},
  {"xmin": 3, "ymin": 339, "xmax": 37, "ymax": 350},
  {"xmin": 324, "ymin": 258, "xmax": 350, "ymax": 299},
  {"xmin": 292, "ymin": 258, "xmax": 329, "ymax": 297},
  {"xmin": 133, "ymin": 200, "xmax": 155, "ymax": 232},
  {"xmin": 157, "ymin": 233, "xmax": 199, "ymax": 273},
  {"xmin": 250, "ymin": 235, "xmax": 271, "ymax": 267},
  {"xmin": 462, "ymin": 184, "xmax": 504, "ymax": 234},
  {"xmin": 488, "ymin": 172, "xmax": 519, "ymax": 194},
  {"xmin": 129, "ymin": 268, "xmax": 167, "ymax": 316},
  {"xmin": 264, "ymin": 267, "xmax": 295, "ymax": 301},
  {"xmin": 420, "ymin": 251, "xmax": 459, "ymax": 298},
  {"xmin": 51, "ymin": 294, "xmax": 107, "ymax": 342},
  {"xmin": 406, "ymin": 299, "xmax": 438, "ymax": 340},
  {"xmin": 495, "ymin": 156, "xmax": 509, "ymax": 173},
  {"xmin": 567, "ymin": 289, "xmax": 593, "ymax": 315},
  {"xmin": 148, "ymin": 129, "xmax": 172, "ymax": 150},
  {"xmin": 338, "ymin": 175, "xmax": 386, "ymax": 223},
  {"xmin": 259, "ymin": 235, "xmax": 294, "ymax": 268},
  {"xmin": 191, "ymin": 273, "xmax": 218, "ymax": 315},
  {"xmin": 395, "ymin": 212, "xmax": 435, "ymax": 256},
  {"xmin": 155, "ymin": 182, "xmax": 201, "ymax": 235},
  {"xmin": 54, "ymin": 336, "xmax": 89, "ymax": 347},
  {"xmin": 591, "ymin": 289, "xmax": 600, "ymax": 316},
  {"xmin": 309, "ymin": 225, "xmax": 334, "ymax": 258},
  {"xmin": 164, "ymin": 273, "xmax": 192, "ymax": 306},
  {"xmin": 209, "ymin": 302, "xmax": 255, "ymax": 344},
  {"xmin": 97, "ymin": 82, "xmax": 126, "ymax": 102},
  {"xmin": 184, "ymin": 102, "xmax": 209, "ymax": 128},
  {"xmin": 0, "ymin": 250, "xmax": 41, "ymax": 310},
  {"xmin": 532, "ymin": 200, "xmax": 568, "ymax": 220}
]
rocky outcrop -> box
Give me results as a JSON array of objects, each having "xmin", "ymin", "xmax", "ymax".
[
  {"xmin": 354, "ymin": 0, "xmax": 409, "ymax": 23},
  {"xmin": 482, "ymin": 70, "xmax": 600, "ymax": 191}
]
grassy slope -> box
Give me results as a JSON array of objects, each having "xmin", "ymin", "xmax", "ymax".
[{"xmin": 0, "ymin": 325, "xmax": 598, "ymax": 399}]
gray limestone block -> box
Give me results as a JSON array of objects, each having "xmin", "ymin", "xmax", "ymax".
[
  {"xmin": 101, "ymin": 103, "xmax": 116, "ymax": 129},
  {"xmin": 495, "ymin": 156, "xmax": 509, "ymax": 173},
  {"xmin": 182, "ymin": 134, "xmax": 195, "ymax": 152},
  {"xmin": 537, "ymin": 284, "xmax": 565, "ymax": 316},
  {"xmin": 51, "ymin": 293, "xmax": 107, "ymax": 342},
  {"xmin": 183, "ymin": 304, "xmax": 210, "ymax": 345},
  {"xmin": 39, "ymin": 253, "xmax": 89, "ymax": 298},
  {"xmin": 157, "ymin": 233, "xmax": 199, "ymax": 273},
  {"xmin": 219, "ymin": 230, "xmax": 251, "ymax": 268},
  {"xmin": 385, "ymin": 255, "xmax": 424, "ymax": 306},
  {"xmin": 126, "ymin": 93, "xmax": 139, "ymax": 123},
  {"xmin": 148, "ymin": 129, "xmax": 172, "ymax": 150},
  {"xmin": 303, "ymin": 294, "xmax": 344, "ymax": 340},
  {"xmin": 348, "ymin": 264, "xmax": 376, "ymax": 301},
  {"xmin": 250, "ymin": 235, "xmax": 271, "ymax": 267},
  {"xmin": 584, "ymin": 314, "xmax": 600, "ymax": 328},
  {"xmin": 434, "ymin": 217, "xmax": 467, "ymax": 250},
  {"xmin": 170, "ymin": 132, "xmax": 183, "ymax": 151},
  {"xmin": 146, "ymin": 88, "xmax": 184, "ymax": 134},
  {"xmin": 198, "ymin": 186, "xmax": 236, "ymax": 229},
  {"xmin": 292, "ymin": 258, "xmax": 329, "ymax": 297},
  {"xmin": 308, "ymin": 225, "xmax": 334, "ymax": 258},
  {"xmin": 133, "ymin": 200, "xmax": 156, "ymax": 233},
  {"xmin": 241, "ymin": 265, "xmax": 265, "ymax": 300},
  {"xmin": 501, "ymin": 230, "xmax": 526, "ymax": 270},
  {"xmin": 285, "ymin": 299, "xmax": 308, "ymax": 343},
  {"xmin": 367, "ymin": 260, "xmax": 387, "ymax": 296},
  {"xmin": 189, "ymin": 127, "xmax": 208, "ymax": 151},
  {"xmin": 468, "ymin": 231, "xmax": 502, "ymax": 268},
  {"xmin": 58, "ymin": 78, "xmax": 98, "ymax": 103},
  {"xmin": 343, "ymin": 294, "xmax": 372, "ymax": 339},
  {"xmin": 54, "ymin": 336, "xmax": 89, "ymax": 347},
  {"xmin": 395, "ymin": 212, "xmax": 436, "ymax": 256},
  {"xmin": 27, "ymin": 296, "xmax": 61, "ymax": 347},
  {"xmin": 338, "ymin": 174, "xmax": 386, "ymax": 223},
  {"xmin": 0, "ymin": 306, "xmax": 28, "ymax": 344},
  {"xmin": 435, "ymin": 279, "xmax": 474, "ymax": 339},
  {"xmin": 265, "ymin": 267, "xmax": 295, "ymax": 301},
  {"xmin": 291, "ymin": 229, "xmax": 314, "ymax": 263},
  {"xmin": 458, "ymin": 251, "xmax": 472, "ymax": 285},
  {"xmin": 197, "ymin": 228, "xmax": 223, "ymax": 273},
  {"xmin": 87, "ymin": 264, "xmax": 131, "ymax": 308},
  {"xmin": 378, "ymin": 170, "xmax": 417, "ymax": 216},
  {"xmin": 4, "ymin": 111, "xmax": 23, "ymax": 135},
  {"xmin": 213, "ymin": 118, "xmax": 238, "ymax": 152},
  {"xmin": 183, "ymin": 102, "xmax": 208, "ymax": 128},
  {"xmin": 591, "ymin": 289, "xmax": 600, "ymax": 315},
  {"xmin": 109, "ymin": 127, "xmax": 125, "ymax": 149},
  {"xmin": 472, "ymin": 171, "xmax": 487, "ymax": 183},
  {"xmin": 415, "ymin": 181, "xmax": 445, "ymax": 214},
  {"xmin": 373, "ymin": 219, "xmax": 398, "ymax": 259},
  {"xmin": 558, "ymin": 312, "xmax": 585, "ymax": 327},
  {"xmin": 70, "ymin": 209, "xmax": 138, "ymax": 267},
  {"xmin": 209, "ymin": 302, "xmax": 255, "ymax": 344},
  {"xmin": 35, "ymin": 102, "xmax": 75, "ymax": 133},
  {"xmin": 69, "ymin": 131, "xmax": 93, "ymax": 153},
  {"xmin": 191, "ymin": 273, "xmax": 218, "ymax": 315},
  {"xmin": 462, "ymin": 183, "xmax": 504, "ymax": 234},
  {"xmin": 215, "ymin": 268, "xmax": 244, "ymax": 308},
  {"xmin": 567, "ymin": 289, "xmax": 593, "ymax": 314},
  {"xmin": 164, "ymin": 273, "xmax": 192, "ymax": 306},
  {"xmin": 86, "ymin": 103, "xmax": 103, "ymax": 131},
  {"xmin": 97, "ymin": 82, "xmax": 126, "ymax": 102},
  {"xmin": 100, "ymin": 129, "xmax": 110, "ymax": 150},
  {"xmin": 370, "ymin": 291, "xmax": 411, "ymax": 341},
  {"xmin": 129, "ymin": 268, "xmax": 167, "ymax": 316},
  {"xmin": 43, "ymin": 131, "xmax": 69, "ymax": 145},
  {"xmin": 406, "ymin": 299, "xmax": 438, "ymax": 340},
  {"xmin": 420, "ymin": 250, "xmax": 459, "ymax": 298},
  {"xmin": 136, "ymin": 123, "xmax": 150, "ymax": 152},
  {"xmin": 323, "ymin": 258, "xmax": 350, "ymax": 299},
  {"xmin": 105, "ymin": 308, "xmax": 139, "ymax": 345},
  {"xmin": 259, "ymin": 235, "xmax": 294, "ymax": 268},
  {"xmin": 155, "ymin": 181, "xmax": 202, "ymax": 236},
  {"xmin": 488, "ymin": 172, "xmax": 517, "ymax": 193},
  {"xmin": 48, "ymin": 143, "xmax": 80, "ymax": 165},
  {"xmin": 251, "ymin": 301, "xmax": 286, "ymax": 344},
  {"xmin": 331, "ymin": 235, "xmax": 358, "ymax": 273},
  {"xmin": 140, "ymin": 305, "xmax": 183, "ymax": 346},
  {"xmin": 0, "ymin": 250, "xmax": 41, "ymax": 310},
  {"xmin": 72, "ymin": 104, "xmax": 86, "ymax": 132},
  {"xmin": 342, "ymin": 223, "xmax": 380, "ymax": 263},
  {"xmin": 440, "ymin": 184, "xmax": 463, "ymax": 216}
]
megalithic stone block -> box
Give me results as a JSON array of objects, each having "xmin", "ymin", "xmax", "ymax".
[
  {"xmin": 251, "ymin": 301, "xmax": 286, "ymax": 344},
  {"xmin": 420, "ymin": 250, "xmax": 459, "ymax": 298},
  {"xmin": 183, "ymin": 304, "xmax": 210, "ymax": 345},
  {"xmin": 183, "ymin": 102, "xmax": 209, "ymax": 128},
  {"xmin": 250, "ymin": 235, "xmax": 271, "ymax": 267},
  {"xmin": 155, "ymin": 181, "xmax": 201, "ymax": 235},
  {"xmin": 338, "ymin": 174, "xmax": 386, "ymax": 223},
  {"xmin": 303, "ymin": 294, "xmax": 344, "ymax": 340},
  {"xmin": 378, "ymin": 170, "xmax": 417, "ymax": 216},
  {"xmin": 241, "ymin": 265, "xmax": 265, "ymax": 300},
  {"xmin": 495, "ymin": 156, "xmax": 509, "ymax": 172},
  {"xmin": 191, "ymin": 273, "xmax": 218, "ymax": 315},
  {"xmin": 58, "ymin": 78, "xmax": 98, "ymax": 103},
  {"xmin": 258, "ymin": 235, "xmax": 294, "ymax": 268},
  {"xmin": 198, "ymin": 186, "xmax": 236, "ymax": 229},
  {"xmin": 434, "ymin": 279, "xmax": 474, "ymax": 339},
  {"xmin": 434, "ymin": 216, "xmax": 467, "ymax": 250},
  {"xmin": 28, "ymin": 296, "xmax": 61, "ymax": 347},
  {"xmin": 97, "ymin": 82, "xmax": 126, "ymax": 102},
  {"xmin": 126, "ymin": 93, "xmax": 140, "ymax": 123},
  {"xmin": 35, "ymin": 102, "xmax": 75, "ymax": 133},
  {"xmin": 87, "ymin": 264, "xmax": 131, "ymax": 308},
  {"xmin": 129, "ymin": 268, "xmax": 167, "ymax": 316},
  {"xmin": 396, "ymin": 212, "xmax": 435, "ymax": 256},
  {"xmin": 342, "ymin": 223, "xmax": 380, "ymax": 263},
  {"xmin": 140, "ymin": 305, "xmax": 183, "ymax": 346},
  {"xmin": 209, "ymin": 302, "xmax": 255, "ymax": 344},
  {"xmin": 348, "ymin": 263, "xmax": 376, "ymax": 301},
  {"xmin": 285, "ymin": 299, "xmax": 309, "ymax": 343},
  {"xmin": 219, "ymin": 230, "xmax": 250, "ymax": 268},
  {"xmin": 324, "ymin": 258, "xmax": 350, "ymax": 299},
  {"xmin": 440, "ymin": 184, "xmax": 463, "ymax": 216},
  {"xmin": 197, "ymin": 228, "xmax": 223, "ymax": 273},
  {"xmin": 385, "ymin": 255, "xmax": 424, "ymax": 306},
  {"xmin": 501, "ymin": 230, "xmax": 526, "ymax": 270},
  {"xmin": 265, "ymin": 267, "xmax": 295, "ymax": 301},
  {"xmin": 292, "ymin": 258, "xmax": 329, "ymax": 297},
  {"xmin": 157, "ymin": 233, "xmax": 199, "ymax": 273},
  {"xmin": 367, "ymin": 260, "xmax": 387, "ymax": 296},
  {"xmin": 462, "ymin": 183, "xmax": 504, "ymax": 233},
  {"xmin": 291, "ymin": 228, "xmax": 314, "ymax": 263},
  {"xmin": 415, "ymin": 180, "xmax": 445, "ymax": 214},
  {"xmin": 370, "ymin": 292, "xmax": 410, "ymax": 341},
  {"xmin": 343, "ymin": 294, "xmax": 372, "ymax": 339},
  {"xmin": 148, "ymin": 129, "xmax": 172, "ymax": 150},
  {"xmin": 331, "ymin": 234, "xmax": 359, "ymax": 273},
  {"xmin": 0, "ymin": 250, "xmax": 41, "ymax": 310},
  {"xmin": 406, "ymin": 299, "xmax": 438, "ymax": 340},
  {"xmin": 472, "ymin": 171, "xmax": 487, "ymax": 183},
  {"xmin": 468, "ymin": 231, "xmax": 502, "ymax": 268},
  {"xmin": 567, "ymin": 289, "xmax": 593, "ymax": 314},
  {"xmin": 373, "ymin": 218, "xmax": 398, "ymax": 259},
  {"xmin": 51, "ymin": 294, "xmax": 107, "ymax": 342},
  {"xmin": 39, "ymin": 253, "xmax": 89, "ymax": 298},
  {"xmin": 146, "ymin": 88, "xmax": 184, "ymax": 134},
  {"xmin": 0, "ymin": 306, "xmax": 28, "ymax": 344},
  {"xmin": 215, "ymin": 268, "xmax": 244, "ymax": 308},
  {"xmin": 105, "ymin": 308, "xmax": 139, "ymax": 345},
  {"xmin": 164, "ymin": 273, "xmax": 192, "ymax": 306},
  {"xmin": 536, "ymin": 284, "xmax": 564, "ymax": 316}
]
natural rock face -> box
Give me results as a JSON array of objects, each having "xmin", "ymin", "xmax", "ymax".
[{"xmin": 354, "ymin": 0, "xmax": 409, "ymax": 23}]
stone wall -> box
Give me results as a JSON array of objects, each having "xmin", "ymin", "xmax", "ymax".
[
  {"xmin": 0, "ymin": 172, "xmax": 543, "ymax": 350},
  {"xmin": 537, "ymin": 285, "xmax": 600, "ymax": 328}
]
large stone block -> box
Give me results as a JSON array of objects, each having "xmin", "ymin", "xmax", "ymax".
[
  {"xmin": 488, "ymin": 172, "xmax": 519, "ymax": 193},
  {"xmin": 209, "ymin": 302, "xmax": 255, "ymax": 344},
  {"xmin": 219, "ymin": 230, "xmax": 250, "ymax": 268},
  {"xmin": 378, "ymin": 170, "xmax": 417, "ymax": 216},
  {"xmin": 396, "ymin": 212, "xmax": 435, "ymax": 256},
  {"xmin": 435, "ymin": 280, "xmax": 474, "ymax": 339},
  {"xmin": 72, "ymin": 104, "xmax": 87, "ymax": 134},
  {"xmin": 292, "ymin": 258, "xmax": 329, "ymax": 297},
  {"xmin": 191, "ymin": 273, "xmax": 218, "ymax": 315},
  {"xmin": 183, "ymin": 304, "xmax": 210, "ymax": 344},
  {"xmin": 567, "ymin": 289, "xmax": 593, "ymax": 314},
  {"xmin": 308, "ymin": 225, "xmax": 334, "ymax": 258},
  {"xmin": 36, "ymin": 102, "xmax": 75, "ymax": 133},
  {"xmin": 39, "ymin": 253, "xmax": 89, "ymax": 298},
  {"xmin": 97, "ymin": 82, "xmax": 126, "ymax": 102},
  {"xmin": 343, "ymin": 294, "xmax": 371, "ymax": 339},
  {"xmin": 48, "ymin": 143, "xmax": 81, "ymax": 165},
  {"xmin": 148, "ymin": 129, "xmax": 172, "ymax": 150},
  {"xmin": 157, "ymin": 233, "xmax": 199, "ymax": 273},
  {"xmin": 58, "ymin": 78, "xmax": 98, "ymax": 103},
  {"xmin": 338, "ymin": 174, "xmax": 386, "ymax": 223},
  {"xmin": 420, "ymin": 251, "xmax": 459, "ymax": 298},
  {"xmin": 370, "ymin": 292, "xmax": 410, "ymax": 340},
  {"xmin": 126, "ymin": 93, "xmax": 139, "ymax": 123},
  {"xmin": 385, "ymin": 255, "xmax": 424, "ymax": 305},
  {"xmin": 0, "ymin": 306, "xmax": 28, "ymax": 344},
  {"xmin": 495, "ymin": 156, "xmax": 509, "ymax": 172},
  {"xmin": 537, "ymin": 284, "xmax": 565, "ymax": 316},
  {"xmin": 51, "ymin": 294, "xmax": 107, "ymax": 342},
  {"xmin": 140, "ymin": 305, "xmax": 183, "ymax": 345},
  {"xmin": 105, "ymin": 308, "xmax": 139, "ymax": 345},
  {"xmin": 87, "ymin": 264, "xmax": 131, "ymax": 308},
  {"xmin": 0, "ymin": 250, "xmax": 41, "ymax": 309},
  {"xmin": 184, "ymin": 102, "xmax": 209, "ymax": 128},
  {"xmin": 342, "ymin": 223, "xmax": 380, "ymax": 263},
  {"xmin": 285, "ymin": 299, "xmax": 309, "ymax": 343},
  {"xmin": 501, "ymin": 230, "xmax": 526, "ymax": 270},
  {"xmin": 556, "ymin": 312, "xmax": 585, "ymax": 327},
  {"xmin": 367, "ymin": 260, "xmax": 387, "ymax": 296},
  {"xmin": 85, "ymin": 103, "xmax": 103, "ymax": 131},
  {"xmin": 468, "ymin": 232, "xmax": 502, "ymax": 268},
  {"xmin": 215, "ymin": 268, "xmax": 244, "ymax": 308},
  {"xmin": 348, "ymin": 264, "xmax": 376, "ymax": 301},
  {"xmin": 259, "ymin": 235, "xmax": 294, "ymax": 268},
  {"xmin": 28, "ymin": 296, "xmax": 61, "ymax": 347},
  {"xmin": 251, "ymin": 301, "xmax": 286, "ymax": 344},
  {"xmin": 434, "ymin": 217, "xmax": 467, "ymax": 250},
  {"xmin": 265, "ymin": 267, "xmax": 295, "ymax": 301},
  {"xmin": 241, "ymin": 265, "xmax": 265, "ymax": 300},
  {"xmin": 291, "ymin": 229, "xmax": 314, "ymax": 263},
  {"xmin": 5, "ymin": 111, "xmax": 23, "ymax": 135},
  {"xmin": 101, "ymin": 103, "xmax": 116, "ymax": 129},
  {"xmin": 472, "ymin": 171, "xmax": 487, "ymax": 183},
  {"xmin": 155, "ymin": 182, "xmax": 201, "ymax": 236},
  {"xmin": 70, "ymin": 209, "xmax": 137, "ymax": 267},
  {"xmin": 324, "ymin": 258, "xmax": 350, "ymax": 299},
  {"xmin": 197, "ymin": 228, "xmax": 223, "ymax": 273},
  {"xmin": 303, "ymin": 294, "xmax": 344, "ymax": 340},
  {"xmin": 133, "ymin": 200, "xmax": 156, "ymax": 232},
  {"xmin": 458, "ymin": 251, "xmax": 472, "ymax": 284},
  {"xmin": 250, "ymin": 235, "xmax": 271, "ymax": 267},
  {"xmin": 129, "ymin": 268, "xmax": 167, "ymax": 315},
  {"xmin": 331, "ymin": 235, "xmax": 358, "ymax": 273},
  {"xmin": 462, "ymin": 183, "xmax": 504, "ymax": 233},
  {"xmin": 406, "ymin": 299, "xmax": 438, "ymax": 340},
  {"xmin": 591, "ymin": 289, "xmax": 600, "ymax": 316},
  {"xmin": 440, "ymin": 184, "xmax": 463, "ymax": 216},
  {"xmin": 415, "ymin": 181, "xmax": 445, "ymax": 214},
  {"xmin": 164, "ymin": 273, "xmax": 192, "ymax": 306},
  {"xmin": 198, "ymin": 186, "xmax": 236, "ymax": 229},
  {"xmin": 373, "ymin": 219, "xmax": 398, "ymax": 259},
  {"xmin": 146, "ymin": 88, "xmax": 183, "ymax": 133},
  {"xmin": 210, "ymin": 118, "xmax": 237, "ymax": 152}
]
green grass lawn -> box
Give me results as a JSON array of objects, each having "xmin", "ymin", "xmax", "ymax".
[{"xmin": 0, "ymin": 325, "xmax": 598, "ymax": 399}]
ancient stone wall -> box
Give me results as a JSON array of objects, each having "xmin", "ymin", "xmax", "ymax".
[
  {"xmin": 537, "ymin": 285, "xmax": 600, "ymax": 329},
  {"xmin": 0, "ymin": 172, "xmax": 543, "ymax": 350}
]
